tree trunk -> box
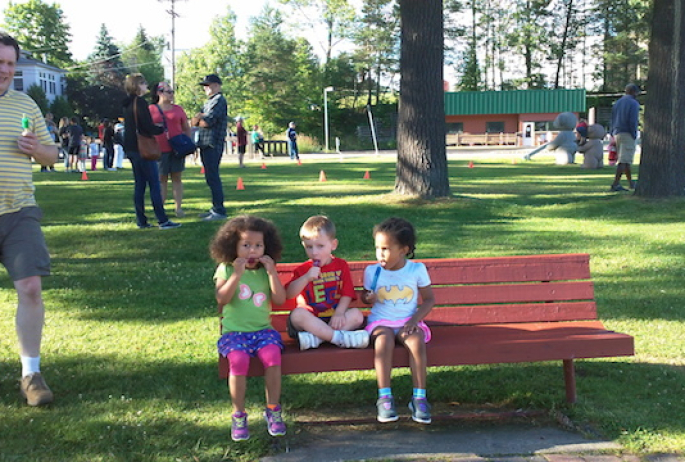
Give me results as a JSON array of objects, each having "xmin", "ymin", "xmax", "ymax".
[
  {"xmin": 636, "ymin": 0, "xmax": 685, "ymax": 197},
  {"xmin": 395, "ymin": 0, "xmax": 450, "ymax": 198}
]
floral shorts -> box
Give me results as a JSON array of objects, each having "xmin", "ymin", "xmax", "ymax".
[{"xmin": 217, "ymin": 328, "xmax": 284, "ymax": 357}]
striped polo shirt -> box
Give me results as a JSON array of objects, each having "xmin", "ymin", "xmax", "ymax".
[{"xmin": 0, "ymin": 89, "xmax": 54, "ymax": 216}]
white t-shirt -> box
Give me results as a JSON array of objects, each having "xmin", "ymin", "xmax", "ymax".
[{"xmin": 363, "ymin": 260, "xmax": 431, "ymax": 323}]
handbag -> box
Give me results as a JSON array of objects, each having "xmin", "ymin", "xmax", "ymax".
[
  {"xmin": 155, "ymin": 105, "xmax": 196, "ymax": 158},
  {"xmin": 133, "ymin": 98, "xmax": 161, "ymax": 161}
]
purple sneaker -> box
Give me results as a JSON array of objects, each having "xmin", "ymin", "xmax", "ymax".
[
  {"xmin": 231, "ymin": 412, "xmax": 249, "ymax": 441},
  {"xmin": 264, "ymin": 405, "xmax": 286, "ymax": 436}
]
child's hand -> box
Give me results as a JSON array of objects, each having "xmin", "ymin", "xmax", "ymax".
[
  {"xmin": 306, "ymin": 266, "xmax": 321, "ymax": 281},
  {"xmin": 232, "ymin": 258, "xmax": 247, "ymax": 274},
  {"xmin": 400, "ymin": 321, "xmax": 419, "ymax": 337},
  {"xmin": 329, "ymin": 311, "xmax": 346, "ymax": 330},
  {"xmin": 259, "ymin": 255, "xmax": 276, "ymax": 273},
  {"xmin": 364, "ymin": 290, "xmax": 377, "ymax": 305}
]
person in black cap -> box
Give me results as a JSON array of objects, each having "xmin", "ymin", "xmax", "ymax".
[{"xmin": 192, "ymin": 74, "xmax": 228, "ymax": 220}]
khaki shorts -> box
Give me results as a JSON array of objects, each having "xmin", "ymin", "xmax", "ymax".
[
  {"xmin": 615, "ymin": 133, "xmax": 636, "ymax": 164},
  {"xmin": 0, "ymin": 207, "xmax": 51, "ymax": 281}
]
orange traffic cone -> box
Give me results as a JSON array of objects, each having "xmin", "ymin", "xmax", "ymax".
[
  {"xmin": 297, "ymin": 158, "xmax": 302, "ymax": 166},
  {"xmin": 236, "ymin": 177, "xmax": 245, "ymax": 190},
  {"xmin": 261, "ymin": 163, "xmax": 267, "ymax": 169},
  {"xmin": 512, "ymin": 158, "xmax": 517, "ymax": 164},
  {"xmin": 319, "ymin": 170, "xmax": 327, "ymax": 182},
  {"xmin": 363, "ymin": 170, "xmax": 371, "ymax": 180},
  {"xmin": 81, "ymin": 170, "xmax": 88, "ymax": 180},
  {"xmin": 468, "ymin": 161, "xmax": 474, "ymax": 168},
  {"xmin": 200, "ymin": 165, "xmax": 205, "ymax": 174}
]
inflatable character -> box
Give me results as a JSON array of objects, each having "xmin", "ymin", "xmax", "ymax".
[
  {"xmin": 523, "ymin": 112, "xmax": 578, "ymax": 165},
  {"xmin": 576, "ymin": 123, "xmax": 605, "ymax": 169}
]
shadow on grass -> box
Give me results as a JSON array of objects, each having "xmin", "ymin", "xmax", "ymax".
[{"xmin": 2, "ymin": 357, "xmax": 681, "ymax": 460}]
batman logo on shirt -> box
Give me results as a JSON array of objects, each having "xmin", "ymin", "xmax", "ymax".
[{"xmin": 377, "ymin": 285, "xmax": 414, "ymax": 304}]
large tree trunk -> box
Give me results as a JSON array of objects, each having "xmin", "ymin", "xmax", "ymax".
[
  {"xmin": 395, "ymin": 0, "xmax": 450, "ymax": 198},
  {"xmin": 636, "ymin": 0, "xmax": 685, "ymax": 197}
]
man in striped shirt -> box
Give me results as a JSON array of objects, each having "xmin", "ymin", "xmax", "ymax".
[{"xmin": 0, "ymin": 31, "xmax": 59, "ymax": 406}]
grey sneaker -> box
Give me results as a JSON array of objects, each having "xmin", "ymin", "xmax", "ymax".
[
  {"xmin": 20, "ymin": 372, "xmax": 54, "ymax": 406},
  {"xmin": 199, "ymin": 210, "xmax": 227, "ymax": 221},
  {"xmin": 336, "ymin": 330, "xmax": 370, "ymax": 349},
  {"xmin": 376, "ymin": 397, "xmax": 399, "ymax": 423},
  {"xmin": 408, "ymin": 397, "xmax": 432, "ymax": 424},
  {"xmin": 610, "ymin": 184, "xmax": 629, "ymax": 192},
  {"xmin": 298, "ymin": 331, "xmax": 323, "ymax": 350},
  {"xmin": 159, "ymin": 220, "xmax": 181, "ymax": 230}
]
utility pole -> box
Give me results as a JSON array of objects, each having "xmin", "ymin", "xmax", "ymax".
[{"xmin": 159, "ymin": 0, "xmax": 181, "ymax": 87}]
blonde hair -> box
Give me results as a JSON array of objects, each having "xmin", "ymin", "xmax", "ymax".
[
  {"xmin": 300, "ymin": 215, "xmax": 336, "ymax": 240},
  {"xmin": 124, "ymin": 73, "xmax": 146, "ymax": 96}
]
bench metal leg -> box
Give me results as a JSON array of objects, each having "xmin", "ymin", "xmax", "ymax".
[{"xmin": 563, "ymin": 359, "xmax": 577, "ymax": 404}]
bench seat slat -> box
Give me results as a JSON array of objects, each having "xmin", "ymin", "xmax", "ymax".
[{"xmin": 236, "ymin": 321, "xmax": 634, "ymax": 376}]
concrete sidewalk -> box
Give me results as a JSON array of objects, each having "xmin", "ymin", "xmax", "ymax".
[{"xmin": 260, "ymin": 420, "xmax": 683, "ymax": 462}]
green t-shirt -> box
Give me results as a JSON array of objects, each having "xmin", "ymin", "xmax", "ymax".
[{"xmin": 215, "ymin": 263, "xmax": 273, "ymax": 334}]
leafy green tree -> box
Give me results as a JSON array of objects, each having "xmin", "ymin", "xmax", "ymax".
[
  {"xmin": 1, "ymin": 0, "xmax": 73, "ymax": 67},
  {"xmin": 242, "ymin": 8, "xmax": 322, "ymax": 136},
  {"xmin": 174, "ymin": 7, "xmax": 247, "ymax": 117},
  {"xmin": 455, "ymin": 0, "xmax": 482, "ymax": 91},
  {"xmin": 87, "ymin": 24, "xmax": 127, "ymax": 87},
  {"xmin": 506, "ymin": 0, "xmax": 552, "ymax": 88},
  {"xmin": 279, "ymin": 0, "xmax": 356, "ymax": 65},
  {"xmin": 121, "ymin": 26, "xmax": 165, "ymax": 87},
  {"xmin": 26, "ymin": 84, "xmax": 49, "ymax": 113},
  {"xmin": 49, "ymin": 95, "xmax": 73, "ymax": 120},
  {"xmin": 589, "ymin": 0, "xmax": 650, "ymax": 92},
  {"xmin": 65, "ymin": 74, "xmax": 126, "ymax": 127},
  {"xmin": 352, "ymin": 0, "xmax": 399, "ymax": 106}
]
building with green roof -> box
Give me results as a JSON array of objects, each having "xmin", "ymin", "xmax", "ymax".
[{"xmin": 444, "ymin": 89, "xmax": 586, "ymax": 145}]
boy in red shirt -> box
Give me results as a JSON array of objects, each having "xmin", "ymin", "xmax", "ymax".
[{"xmin": 286, "ymin": 216, "xmax": 369, "ymax": 350}]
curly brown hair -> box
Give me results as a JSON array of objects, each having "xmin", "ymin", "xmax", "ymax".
[{"xmin": 209, "ymin": 215, "xmax": 283, "ymax": 264}]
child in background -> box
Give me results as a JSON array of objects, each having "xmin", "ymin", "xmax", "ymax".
[
  {"xmin": 78, "ymin": 138, "xmax": 88, "ymax": 172},
  {"xmin": 575, "ymin": 118, "xmax": 588, "ymax": 146},
  {"xmin": 286, "ymin": 215, "xmax": 369, "ymax": 350},
  {"xmin": 608, "ymin": 135, "xmax": 618, "ymax": 166},
  {"xmin": 89, "ymin": 137, "xmax": 100, "ymax": 170},
  {"xmin": 361, "ymin": 217, "xmax": 435, "ymax": 424},
  {"xmin": 211, "ymin": 215, "xmax": 288, "ymax": 442}
]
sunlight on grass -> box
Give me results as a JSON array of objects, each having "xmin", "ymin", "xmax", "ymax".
[{"xmin": 1, "ymin": 154, "xmax": 684, "ymax": 459}]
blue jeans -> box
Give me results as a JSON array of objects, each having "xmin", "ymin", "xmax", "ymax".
[
  {"xmin": 129, "ymin": 152, "xmax": 169, "ymax": 226},
  {"xmin": 200, "ymin": 146, "xmax": 225, "ymax": 215},
  {"xmin": 288, "ymin": 140, "xmax": 299, "ymax": 160}
]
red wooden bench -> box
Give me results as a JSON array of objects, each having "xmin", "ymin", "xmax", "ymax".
[{"xmin": 218, "ymin": 253, "xmax": 634, "ymax": 403}]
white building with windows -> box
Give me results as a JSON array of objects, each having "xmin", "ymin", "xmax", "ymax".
[{"xmin": 12, "ymin": 52, "xmax": 67, "ymax": 103}]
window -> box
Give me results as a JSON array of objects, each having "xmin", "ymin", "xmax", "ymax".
[
  {"xmin": 486, "ymin": 122, "xmax": 505, "ymax": 133},
  {"xmin": 445, "ymin": 122, "xmax": 463, "ymax": 134},
  {"xmin": 13, "ymin": 70, "xmax": 23, "ymax": 91}
]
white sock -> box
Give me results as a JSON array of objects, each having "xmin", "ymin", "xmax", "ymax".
[
  {"xmin": 331, "ymin": 331, "xmax": 344, "ymax": 346},
  {"xmin": 21, "ymin": 356, "xmax": 41, "ymax": 377}
]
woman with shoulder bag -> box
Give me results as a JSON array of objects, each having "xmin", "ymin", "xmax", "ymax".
[
  {"xmin": 122, "ymin": 73, "xmax": 180, "ymax": 230},
  {"xmin": 150, "ymin": 82, "xmax": 192, "ymax": 218}
]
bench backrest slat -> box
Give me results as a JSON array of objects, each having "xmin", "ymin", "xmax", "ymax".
[{"xmin": 246, "ymin": 254, "xmax": 599, "ymax": 330}]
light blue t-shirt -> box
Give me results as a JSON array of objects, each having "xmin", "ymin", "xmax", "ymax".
[{"xmin": 363, "ymin": 260, "xmax": 431, "ymax": 323}]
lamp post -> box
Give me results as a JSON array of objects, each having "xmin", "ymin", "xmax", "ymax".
[{"xmin": 324, "ymin": 86, "xmax": 334, "ymax": 152}]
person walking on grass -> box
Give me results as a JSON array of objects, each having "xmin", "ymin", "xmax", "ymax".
[
  {"xmin": 285, "ymin": 215, "xmax": 369, "ymax": 350},
  {"xmin": 286, "ymin": 121, "xmax": 298, "ymax": 161},
  {"xmin": 610, "ymin": 83, "xmax": 641, "ymax": 192},
  {"xmin": 361, "ymin": 217, "xmax": 436, "ymax": 424},
  {"xmin": 211, "ymin": 215, "xmax": 287, "ymax": 442},
  {"xmin": 0, "ymin": 31, "xmax": 59, "ymax": 406},
  {"xmin": 192, "ymin": 74, "xmax": 228, "ymax": 221}
]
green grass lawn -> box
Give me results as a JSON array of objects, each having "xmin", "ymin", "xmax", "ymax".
[{"xmin": 1, "ymin": 153, "xmax": 684, "ymax": 461}]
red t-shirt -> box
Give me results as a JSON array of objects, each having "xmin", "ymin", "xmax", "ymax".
[
  {"xmin": 288, "ymin": 257, "xmax": 357, "ymax": 317},
  {"xmin": 149, "ymin": 104, "xmax": 189, "ymax": 153}
]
